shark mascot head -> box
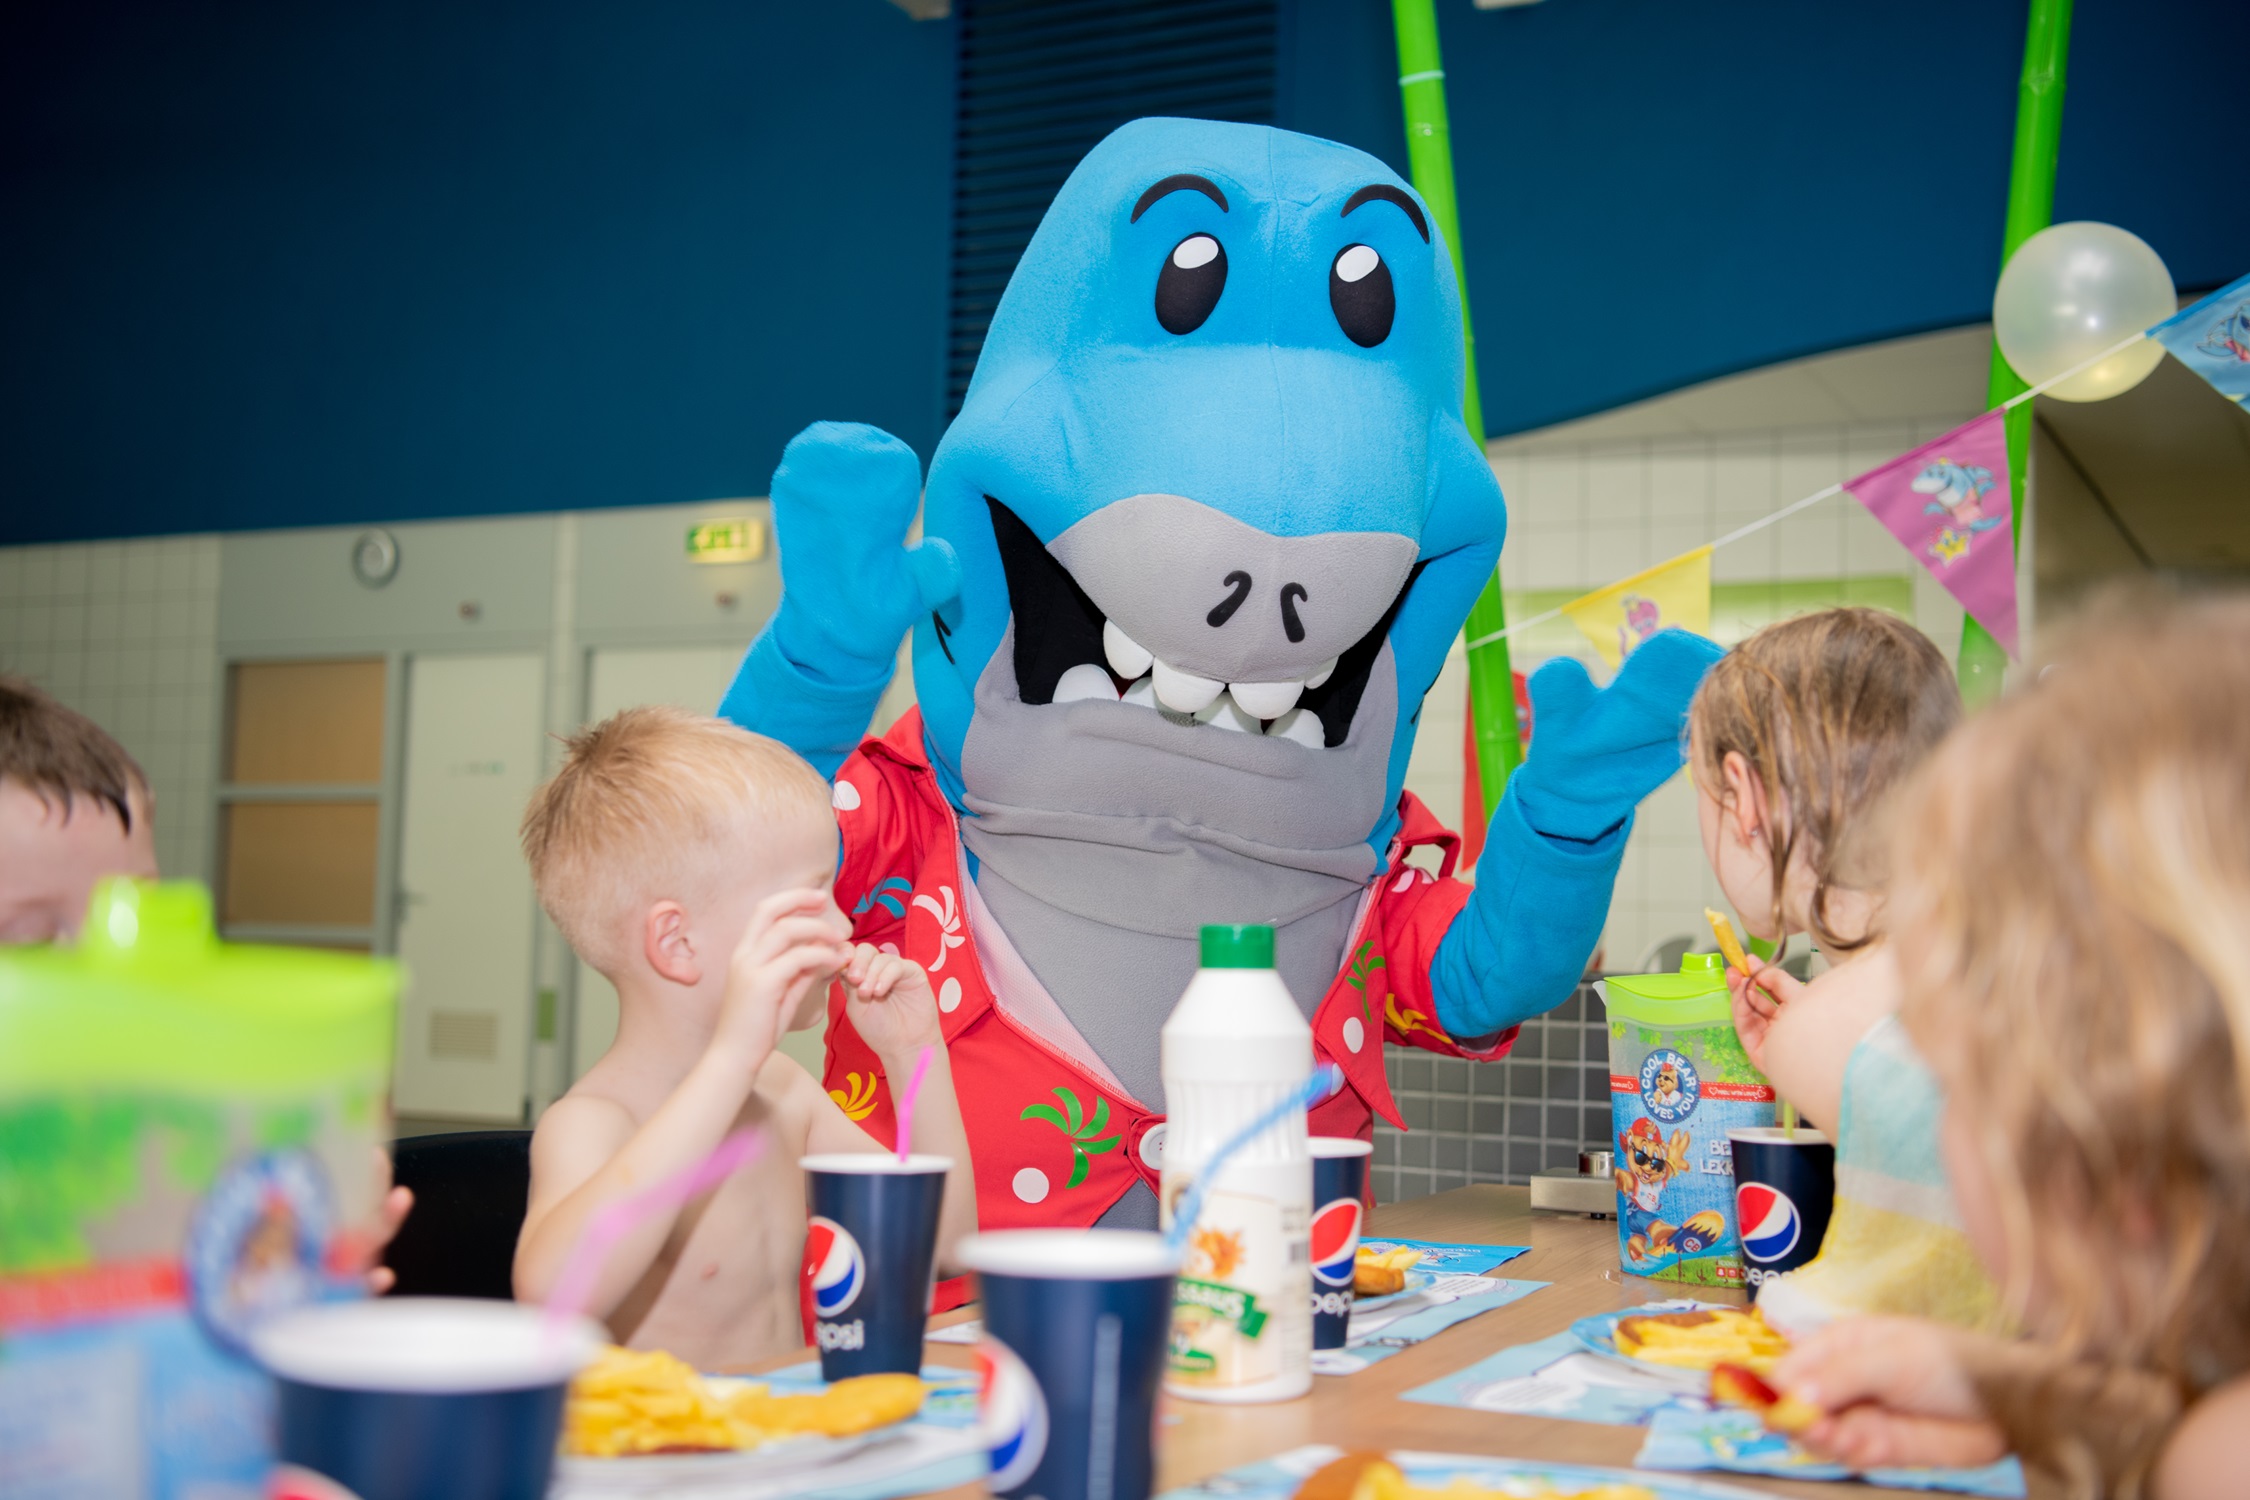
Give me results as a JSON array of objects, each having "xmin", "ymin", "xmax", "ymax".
[
  {"xmin": 721, "ymin": 118, "xmax": 1716, "ymax": 1195},
  {"xmin": 915, "ymin": 118, "xmax": 1499, "ymax": 878}
]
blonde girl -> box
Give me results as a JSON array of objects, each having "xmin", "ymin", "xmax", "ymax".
[
  {"xmin": 1689, "ymin": 607, "xmax": 1959, "ymax": 1129},
  {"xmin": 1778, "ymin": 592, "xmax": 2250, "ymax": 1498},
  {"xmin": 1686, "ymin": 608, "xmax": 1986, "ymax": 1328}
]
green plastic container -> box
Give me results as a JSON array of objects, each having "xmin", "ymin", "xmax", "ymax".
[
  {"xmin": 1601, "ymin": 952, "xmax": 1775, "ymax": 1287},
  {"xmin": 0, "ymin": 877, "xmax": 398, "ymax": 1496}
]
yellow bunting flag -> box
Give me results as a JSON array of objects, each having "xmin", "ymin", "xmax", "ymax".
[{"xmin": 1560, "ymin": 547, "xmax": 1712, "ymax": 669}]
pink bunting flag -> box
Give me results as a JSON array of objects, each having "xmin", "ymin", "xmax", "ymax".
[{"xmin": 1845, "ymin": 409, "xmax": 2018, "ymax": 656}]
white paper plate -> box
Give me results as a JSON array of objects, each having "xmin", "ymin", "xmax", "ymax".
[
  {"xmin": 553, "ymin": 1377, "xmax": 909, "ymax": 1494},
  {"xmin": 1351, "ymin": 1268, "xmax": 1434, "ymax": 1310}
]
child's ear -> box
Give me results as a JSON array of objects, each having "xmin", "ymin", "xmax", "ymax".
[
  {"xmin": 643, "ymin": 901, "xmax": 702, "ymax": 986},
  {"xmin": 1720, "ymin": 751, "xmax": 1768, "ymax": 844}
]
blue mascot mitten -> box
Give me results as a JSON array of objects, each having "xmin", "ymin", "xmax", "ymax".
[
  {"xmin": 1432, "ymin": 628, "xmax": 1726, "ymax": 1042},
  {"xmin": 718, "ymin": 422, "xmax": 960, "ymax": 775},
  {"xmin": 1510, "ymin": 628, "xmax": 1727, "ymax": 843}
]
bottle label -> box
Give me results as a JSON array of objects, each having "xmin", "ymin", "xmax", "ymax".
[{"xmin": 1163, "ymin": 1184, "xmax": 1308, "ymax": 1389}]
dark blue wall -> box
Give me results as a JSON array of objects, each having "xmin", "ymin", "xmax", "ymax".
[
  {"xmin": 3, "ymin": 0, "xmax": 2243, "ymax": 544},
  {"xmin": 1407, "ymin": 0, "xmax": 2248, "ymax": 435},
  {"xmin": 1, "ymin": 1, "xmax": 956, "ymax": 543}
]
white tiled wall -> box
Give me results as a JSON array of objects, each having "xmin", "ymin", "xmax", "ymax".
[
  {"xmin": 1401, "ymin": 420, "xmax": 1975, "ymax": 971},
  {"xmin": 0, "ymin": 537, "xmax": 225, "ymax": 884}
]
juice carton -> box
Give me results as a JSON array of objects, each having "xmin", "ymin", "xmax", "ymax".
[
  {"xmin": 1600, "ymin": 952, "xmax": 1775, "ymax": 1286},
  {"xmin": 0, "ymin": 879, "xmax": 397, "ymax": 1499}
]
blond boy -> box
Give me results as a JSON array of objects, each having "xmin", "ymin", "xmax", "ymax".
[{"xmin": 513, "ymin": 707, "xmax": 974, "ymax": 1369}]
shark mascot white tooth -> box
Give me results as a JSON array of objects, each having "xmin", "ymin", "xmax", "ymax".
[{"xmin": 721, "ymin": 118, "xmax": 1721, "ymax": 1228}]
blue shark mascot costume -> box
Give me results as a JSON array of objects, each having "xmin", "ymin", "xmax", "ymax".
[{"xmin": 721, "ymin": 119, "xmax": 1719, "ymax": 1228}]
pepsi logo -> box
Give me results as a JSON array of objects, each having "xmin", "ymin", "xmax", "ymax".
[
  {"xmin": 976, "ymin": 1335, "xmax": 1049, "ymax": 1492},
  {"xmin": 802, "ymin": 1216, "xmax": 866, "ymax": 1318},
  {"xmin": 1736, "ymin": 1182, "xmax": 1802, "ymax": 1263},
  {"xmin": 1309, "ymin": 1198, "xmax": 1363, "ymax": 1287}
]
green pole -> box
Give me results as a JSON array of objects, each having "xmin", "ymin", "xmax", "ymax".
[
  {"xmin": 1392, "ymin": 0, "xmax": 1521, "ymax": 816},
  {"xmin": 1959, "ymin": 0, "xmax": 2072, "ymax": 704}
]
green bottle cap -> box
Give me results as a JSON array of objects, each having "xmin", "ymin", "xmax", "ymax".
[
  {"xmin": 1679, "ymin": 950, "xmax": 1726, "ymax": 974},
  {"xmin": 1200, "ymin": 924, "xmax": 1275, "ymax": 969}
]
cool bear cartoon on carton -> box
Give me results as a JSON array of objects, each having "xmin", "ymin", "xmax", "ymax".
[{"xmin": 721, "ymin": 118, "xmax": 1720, "ymax": 1228}]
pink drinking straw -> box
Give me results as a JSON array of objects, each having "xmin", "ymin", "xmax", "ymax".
[
  {"xmin": 890, "ymin": 1045, "xmax": 937, "ymax": 1165},
  {"xmin": 542, "ymin": 1126, "xmax": 766, "ymax": 1339}
]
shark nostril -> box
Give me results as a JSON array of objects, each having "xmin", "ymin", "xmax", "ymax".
[
  {"xmin": 1279, "ymin": 582, "xmax": 1309, "ymax": 644},
  {"xmin": 1206, "ymin": 570, "xmax": 1252, "ymax": 627}
]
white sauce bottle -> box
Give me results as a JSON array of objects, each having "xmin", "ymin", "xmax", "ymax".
[{"xmin": 1159, "ymin": 922, "xmax": 1313, "ymax": 1403}]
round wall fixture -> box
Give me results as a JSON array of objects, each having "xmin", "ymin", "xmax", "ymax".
[{"xmin": 351, "ymin": 529, "xmax": 399, "ymax": 587}]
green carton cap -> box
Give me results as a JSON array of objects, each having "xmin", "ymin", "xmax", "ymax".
[
  {"xmin": 0, "ymin": 877, "xmax": 398, "ymax": 1092},
  {"xmin": 1200, "ymin": 924, "xmax": 1275, "ymax": 969},
  {"xmin": 1679, "ymin": 950, "xmax": 1725, "ymax": 974}
]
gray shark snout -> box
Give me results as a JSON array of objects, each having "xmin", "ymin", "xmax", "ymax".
[{"xmin": 1047, "ymin": 493, "xmax": 1419, "ymax": 703}]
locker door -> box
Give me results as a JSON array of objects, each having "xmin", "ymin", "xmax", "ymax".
[{"xmin": 392, "ymin": 652, "xmax": 546, "ymax": 1120}]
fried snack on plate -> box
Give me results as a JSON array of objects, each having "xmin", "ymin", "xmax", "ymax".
[
  {"xmin": 1353, "ymin": 1245, "xmax": 1423, "ymax": 1297},
  {"xmin": 728, "ymin": 1371, "xmax": 926, "ymax": 1437},
  {"xmin": 1291, "ymin": 1452, "xmax": 1657, "ymax": 1500},
  {"xmin": 563, "ymin": 1345, "xmax": 924, "ymax": 1458},
  {"xmin": 1613, "ymin": 1306, "xmax": 1789, "ymax": 1373},
  {"xmin": 1710, "ymin": 1362, "xmax": 1822, "ymax": 1435},
  {"xmin": 1703, "ymin": 909, "xmax": 1752, "ymax": 975}
]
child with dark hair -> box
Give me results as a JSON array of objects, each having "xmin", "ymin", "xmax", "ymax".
[
  {"xmin": 0, "ymin": 673, "xmax": 413, "ymax": 1287},
  {"xmin": 0, "ymin": 674, "xmax": 158, "ymax": 942}
]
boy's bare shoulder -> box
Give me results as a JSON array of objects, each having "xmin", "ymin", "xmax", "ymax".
[{"xmin": 528, "ymin": 1088, "xmax": 639, "ymax": 1180}]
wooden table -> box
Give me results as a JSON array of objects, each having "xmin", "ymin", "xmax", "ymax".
[{"xmin": 901, "ymin": 1186, "xmax": 1881, "ymax": 1498}]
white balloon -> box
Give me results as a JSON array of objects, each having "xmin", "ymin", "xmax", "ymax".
[{"xmin": 1992, "ymin": 222, "xmax": 2175, "ymax": 401}]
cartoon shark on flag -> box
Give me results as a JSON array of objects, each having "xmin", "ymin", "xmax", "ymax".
[
  {"xmin": 1910, "ymin": 458, "xmax": 2002, "ymax": 533},
  {"xmin": 1845, "ymin": 408, "xmax": 2018, "ymax": 654},
  {"xmin": 2153, "ymin": 270, "xmax": 2250, "ymax": 405}
]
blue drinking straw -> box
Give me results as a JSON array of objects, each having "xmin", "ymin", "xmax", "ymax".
[{"xmin": 1162, "ymin": 1065, "xmax": 1345, "ymax": 1258}]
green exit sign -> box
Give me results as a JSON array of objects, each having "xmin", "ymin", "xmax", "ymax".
[{"xmin": 686, "ymin": 516, "xmax": 767, "ymax": 564}]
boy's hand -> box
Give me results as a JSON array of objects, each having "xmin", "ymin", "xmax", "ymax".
[
  {"xmin": 1726, "ymin": 958, "xmax": 1803, "ymax": 1070},
  {"xmin": 1774, "ymin": 1317, "xmax": 2009, "ymax": 1472},
  {"xmin": 839, "ymin": 943, "xmax": 942, "ymax": 1060},
  {"xmin": 716, "ymin": 889, "xmax": 852, "ymax": 1068}
]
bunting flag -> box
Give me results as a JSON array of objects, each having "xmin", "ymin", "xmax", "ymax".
[
  {"xmin": 2152, "ymin": 272, "xmax": 2250, "ymax": 405},
  {"xmin": 1844, "ymin": 410, "xmax": 2018, "ymax": 657},
  {"xmin": 1561, "ymin": 546, "xmax": 1712, "ymax": 670}
]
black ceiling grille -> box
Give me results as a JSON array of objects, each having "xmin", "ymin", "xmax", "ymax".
[{"xmin": 944, "ymin": 0, "xmax": 1280, "ymax": 417}]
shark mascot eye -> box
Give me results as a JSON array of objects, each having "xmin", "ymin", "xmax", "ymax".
[
  {"xmin": 1155, "ymin": 233, "xmax": 1226, "ymax": 334},
  {"xmin": 1329, "ymin": 243, "xmax": 1393, "ymax": 347},
  {"xmin": 721, "ymin": 118, "xmax": 1722, "ymax": 1236}
]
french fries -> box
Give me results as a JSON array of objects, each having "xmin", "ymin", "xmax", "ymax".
[
  {"xmin": 1704, "ymin": 908, "xmax": 1751, "ymax": 975},
  {"xmin": 1709, "ymin": 1362, "xmax": 1822, "ymax": 1435},
  {"xmin": 1613, "ymin": 1307, "xmax": 1790, "ymax": 1373},
  {"xmin": 1353, "ymin": 1244, "xmax": 1424, "ymax": 1297},
  {"xmin": 562, "ymin": 1345, "xmax": 924, "ymax": 1458}
]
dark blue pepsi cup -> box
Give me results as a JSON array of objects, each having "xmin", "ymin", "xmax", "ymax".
[
  {"xmin": 801, "ymin": 1153, "xmax": 950, "ymax": 1378},
  {"xmin": 958, "ymin": 1230, "xmax": 1178, "ymax": 1500},
  {"xmin": 1309, "ymin": 1137, "xmax": 1373, "ymax": 1350},
  {"xmin": 1727, "ymin": 1127, "xmax": 1836, "ymax": 1294},
  {"xmin": 250, "ymin": 1297, "xmax": 600, "ymax": 1500}
]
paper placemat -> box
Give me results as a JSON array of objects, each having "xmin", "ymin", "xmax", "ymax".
[
  {"xmin": 1638, "ymin": 1404, "xmax": 2026, "ymax": 1498},
  {"xmin": 1158, "ymin": 1442, "xmax": 1773, "ymax": 1500},
  {"xmin": 1401, "ymin": 1328, "xmax": 1688, "ymax": 1423},
  {"xmin": 1311, "ymin": 1276, "xmax": 1546, "ymax": 1375},
  {"xmin": 1357, "ymin": 1236, "xmax": 1530, "ymax": 1276},
  {"xmin": 1401, "ymin": 1321, "xmax": 2029, "ymax": 1498}
]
